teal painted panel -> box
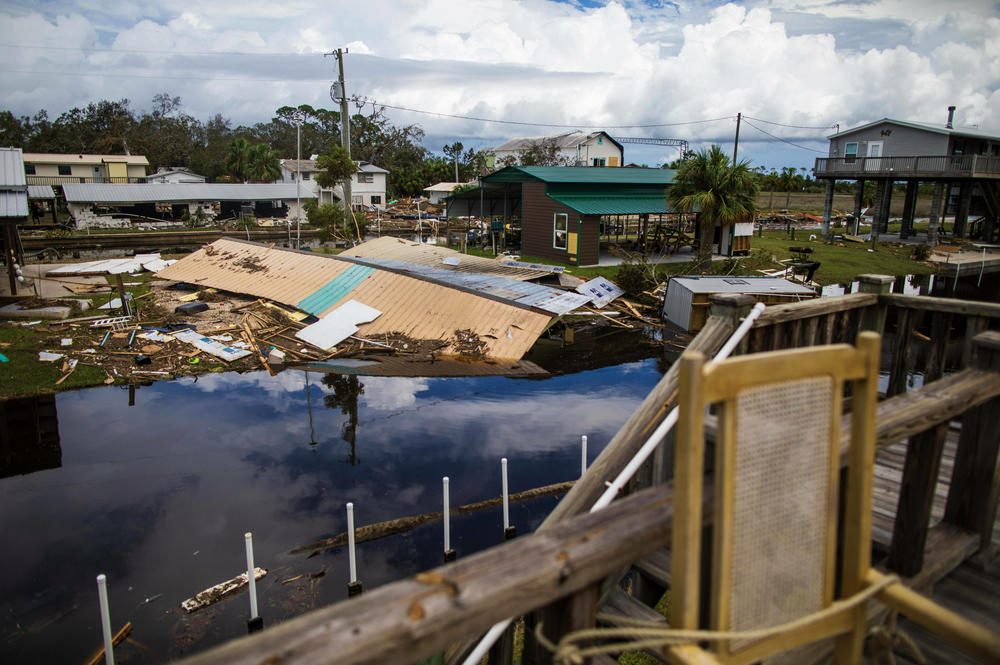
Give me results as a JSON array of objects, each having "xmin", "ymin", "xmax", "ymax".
[{"xmin": 297, "ymin": 264, "xmax": 375, "ymax": 315}]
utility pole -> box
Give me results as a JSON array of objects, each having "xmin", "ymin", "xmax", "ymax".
[
  {"xmin": 733, "ymin": 112, "xmax": 742, "ymax": 164},
  {"xmin": 328, "ymin": 48, "xmax": 354, "ymax": 239},
  {"xmin": 295, "ymin": 113, "xmax": 302, "ymax": 249}
]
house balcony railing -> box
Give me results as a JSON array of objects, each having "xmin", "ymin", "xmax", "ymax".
[
  {"xmin": 25, "ymin": 175, "xmax": 148, "ymax": 186},
  {"xmin": 814, "ymin": 154, "xmax": 1000, "ymax": 180}
]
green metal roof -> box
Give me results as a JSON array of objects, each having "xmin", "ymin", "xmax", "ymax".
[
  {"xmin": 483, "ymin": 165, "xmax": 676, "ymax": 185},
  {"xmin": 547, "ymin": 192, "xmax": 675, "ymax": 215}
]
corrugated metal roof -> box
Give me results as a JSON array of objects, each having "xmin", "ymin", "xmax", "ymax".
[
  {"xmin": 670, "ymin": 275, "xmax": 817, "ymax": 295},
  {"xmin": 62, "ymin": 183, "xmax": 320, "ymax": 203},
  {"xmin": 484, "ymin": 166, "xmax": 676, "ymax": 185},
  {"xmin": 156, "ymin": 238, "xmax": 555, "ymax": 361},
  {"xmin": 0, "ymin": 148, "xmax": 28, "ymax": 218},
  {"xmin": 22, "ymin": 153, "xmax": 149, "ymax": 166},
  {"xmin": 547, "ymin": 193, "xmax": 674, "ymax": 215},
  {"xmin": 27, "ymin": 185, "xmax": 56, "ymax": 198},
  {"xmin": 297, "ymin": 265, "xmax": 375, "ymax": 315},
  {"xmin": 345, "ymin": 256, "xmax": 591, "ymax": 315},
  {"xmin": 340, "ymin": 237, "xmax": 555, "ymax": 281}
]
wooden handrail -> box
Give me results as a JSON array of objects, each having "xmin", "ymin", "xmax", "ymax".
[
  {"xmin": 753, "ymin": 293, "xmax": 876, "ymax": 327},
  {"xmin": 880, "ymin": 293, "xmax": 1000, "ymax": 318}
]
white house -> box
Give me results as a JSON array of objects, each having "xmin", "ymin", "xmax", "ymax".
[
  {"xmin": 423, "ymin": 182, "xmax": 474, "ymax": 205},
  {"xmin": 279, "ymin": 157, "xmax": 389, "ymax": 209},
  {"xmin": 147, "ymin": 168, "xmax": 207, "ymax": 184},
  {"xmin": 485, "ymin": 131, "xmax": 623, "ymax": 169}
]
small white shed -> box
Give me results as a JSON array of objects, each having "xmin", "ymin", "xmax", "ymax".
[{"xmin": 663, "ymin": 275, "xmax": 817, "ymax": 332}]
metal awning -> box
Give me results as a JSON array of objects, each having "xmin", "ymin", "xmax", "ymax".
[{"xmin": 546, "ymin": 193, "xmax": 675, "ymax": 215}]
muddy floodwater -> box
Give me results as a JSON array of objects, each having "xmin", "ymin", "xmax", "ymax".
[{"xmin": 0, "ymin": 328, "xmax": 670, "ymax": 663}]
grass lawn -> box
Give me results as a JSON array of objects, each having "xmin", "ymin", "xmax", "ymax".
[{"xmin": 463, "ymin": 231, "xmax": 934, "ymax": 287}]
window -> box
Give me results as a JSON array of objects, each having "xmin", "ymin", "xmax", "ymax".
[
  {"xmin": 952, "ymin": 141, "xmax": 966, "ymax": 155},
  {"xmin": 57, "ymin": 165, "xmax": 71, "ymax": 176},
  {"xmin": 597, "ymin": 136, "xmax": 604, "ymax": 145},
  {"xmin": 303, "ymin": 172, "xmax": 311, "ymax": 180},
  {"xmin": 371, "ymin": 195, "xmax": 381, "ymax": 205},
  {"xmin": 24, "ymin": 164, "xmax": 35, "ymax": 175},
  {"xmin": 592, "ymin": 157, "xmax": 606, "ymax": 167},
  {"xmin": 844, "ymin": 143, "xmax": 858, "ymax": 163},
  {"xmin": 553, "ymin": 212, "xmax": 568, "ymax": 250},
  {"xmin": 357, "ymin": 172, "xmax": 374, "ymax": 183}
]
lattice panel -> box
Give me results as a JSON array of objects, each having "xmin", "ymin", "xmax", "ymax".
[{"xmin": 727, "ymin": 376, "xmax": 834, "ymax": 653}]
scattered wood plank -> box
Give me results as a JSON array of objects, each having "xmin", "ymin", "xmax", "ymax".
[
  {"xmin": 82, "ymin": 621, "xmax": 132, "ymax": 665},
  {"xmin": 181, "ymin": 568, "xmax": 267, "ymax": 613}
]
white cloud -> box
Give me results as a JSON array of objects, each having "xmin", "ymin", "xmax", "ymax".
[{"xmin": 0, "ymin": 0, "xmax": 996, "ymax": 168}]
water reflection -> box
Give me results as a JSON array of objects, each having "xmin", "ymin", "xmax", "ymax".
[
  {"xmin": 0, "ymin": 394, "xmax": 61, "ymax": 478},
  {"xmin": 0, "ymin": 354, "xmax": 665, "ymax": 664}
]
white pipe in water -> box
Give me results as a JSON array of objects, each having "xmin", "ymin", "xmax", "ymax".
[
  {"xmin": 501, "ymin": 459, "xmax": 509, "ymax": 530},
  {"xmin": 96, "ymin": 574, "xmax": 115, "ymax": 665},
  {"xmin": 347, "ymin": 503, "xmax": 357, "ymax": 584},
  {"xmin": 460, "ymin": 301, "xmax": 767, "ymax": 665},
  {"xmin": 244, "ymin": 532, "xmax": 259, "ymax": 619},
  {"xmin": 443, "ymin": 477, "xmax": 451, "ymax": 552},
  {"xmin": 581, "ymin": 435, "xmax": 588, "ymax": 477}
]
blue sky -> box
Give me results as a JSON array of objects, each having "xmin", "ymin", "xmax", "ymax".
[{"xmin": 1, "ymin": 0, "xmax": 996, "ymax": 171}]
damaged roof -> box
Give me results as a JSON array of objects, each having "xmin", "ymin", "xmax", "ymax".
[
  {"xmin": 0, "ymin": 147, "xmax": 28, "ymax": 218},
  {"xmin": 156, "ymin": 238, "xmax": 563, "ymax": 361},
  {"xmin": 339, "ymin": 237, "xmax": 555, "ymax": 281},
  {"xmin": 62, "ymin": 182, "xmax": 319, "ymax": 203}
]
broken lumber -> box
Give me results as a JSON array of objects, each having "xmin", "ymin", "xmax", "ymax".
[
  {"xmin": 290, "ymin": 480, "xmax": 574, "ymax": 555},
  {"xmin": 82, "ymin": 622, "xmax": 132, "ymax": 665},
  {"xmin": 181, "ymin": 567, "xmax": 267, "ymax": 613}
]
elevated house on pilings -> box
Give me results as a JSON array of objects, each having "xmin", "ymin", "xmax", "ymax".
[{"xmin": 814, "ymin": 108, "xmax": 1000, "ymax": 244}]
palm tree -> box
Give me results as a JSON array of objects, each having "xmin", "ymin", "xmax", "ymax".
[
  {"xmin": 246, "ymin": 143, "xmax": 281, "ymax": 183},
  {"xmin": 225, "ymin": 137, "xmax": 251, "ymax": 182},
  {"xmin": 667, "ymin": 145, "xmax": 758, "ymax": 270}
]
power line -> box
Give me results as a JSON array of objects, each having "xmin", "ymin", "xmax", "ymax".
[
  {"xmin": 0, "ymin": 67, "xmax": 326, "ymax": 83},
  {"xmin": 742, "ymin": 115, "xmax": 835, "ymax": 130},
  {"xmin": 742, "ymin": 119, "xmax": 828, "ymax": 154},
  {"xmin": 373, "ymin": 101, "xmax": 734, "ymax": 129},
  {"xmin": 0, "ymin": 43, "xmax": 312, "ymax": 57}
]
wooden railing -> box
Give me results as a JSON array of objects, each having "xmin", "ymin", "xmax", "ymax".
[
  {"xmin": 173, "ymin": 279, "xmax": 1000, "ymax": 665},
  {"xmin": 814, "ymin": 154, "xmax": 1000, "ymax": 179},
  {"xmin": 25, "ymin": 175, "xmax": 147, "ymax": 185}
]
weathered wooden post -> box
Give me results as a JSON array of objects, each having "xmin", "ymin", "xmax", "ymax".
[
  {"xmin": 944, "ymin": 331, "xmax": 1000, "ymax": 554},
  {"xmin": 857, "ymin": 274, "xmax": 894, "ymax": 336},
  {"xmin": 822, "ymin": 179, "xmax": 834, "ymax": 241},
  {"xmin": 886, "ymin": 421, "xmax": 950, "ymax": 577}
]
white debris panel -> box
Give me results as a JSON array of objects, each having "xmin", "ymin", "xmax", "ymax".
[
  {"xmin": 295, "ymin": 300, "xmax": 382, "ymax": 351},
  {"xmin": 173, "ymin": 329, "xmax": 252, "ymax": 362}
]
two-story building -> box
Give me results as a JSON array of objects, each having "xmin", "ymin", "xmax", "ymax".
[
  {"xmin": 278, "ymin": 158, "xmax": 388, "ymax": 209},
  {"xmin": 485, "ymin": 131, "xmax": 624, "ymax": 170},
  {"xmin": 22, "ymin": 153, "xmax": 149, "ymax": 185},
  {"xmin": 814, "ymin": 107, "xmax": 1000, "ymax": 244}
]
